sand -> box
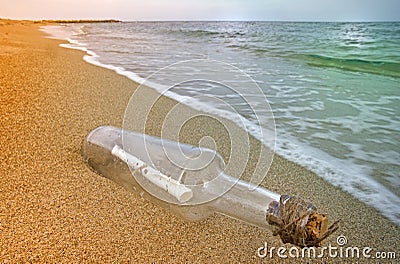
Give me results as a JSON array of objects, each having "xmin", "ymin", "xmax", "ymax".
[{"xmin": 0, "ymin": 20, "xmax": 398, "ymax": 263}]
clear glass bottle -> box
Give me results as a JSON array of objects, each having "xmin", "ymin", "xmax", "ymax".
[{"xmin": 81, "ymin": 126, "xmax": 338, "ymax": 246}]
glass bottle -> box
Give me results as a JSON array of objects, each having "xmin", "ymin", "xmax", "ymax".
[{"xmin": 81, "ymin": 126, "xmax": 337, "ymax": 247}]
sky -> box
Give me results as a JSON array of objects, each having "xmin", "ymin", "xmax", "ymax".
[{"xmin": 1, "ymin": 0, "xmax": 400, "ymax": 22}]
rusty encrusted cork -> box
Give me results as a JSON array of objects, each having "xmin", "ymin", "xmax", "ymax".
[{"xmin": 266, "ymin": 195, "xmax": 339, "ymax": 247}]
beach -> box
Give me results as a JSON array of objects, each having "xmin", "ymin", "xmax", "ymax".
[{"xmin": 0, "ymin": 19, "xmax": 398, "ymax": 262}]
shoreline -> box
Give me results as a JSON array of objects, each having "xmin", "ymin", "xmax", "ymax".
[{"xmin": 1, "ymin": 20, "xmax": 398, "ymax": 262}]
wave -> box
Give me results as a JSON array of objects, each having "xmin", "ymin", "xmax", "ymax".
[
  {"xmin": 178, "ymin": 29, "xmax": 220, "ymax": 37},
  {"xmin": 177, "ymin": 29, "xmax": 245, "ymax": 39},
  {"xmin": 299, "ymin": 54, "xmax": 400, "ymax": 78}
]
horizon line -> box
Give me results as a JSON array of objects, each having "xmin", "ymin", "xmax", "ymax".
[{"xmin": 2, "ymin": 17, "xmax": 400, "ymax": 23}]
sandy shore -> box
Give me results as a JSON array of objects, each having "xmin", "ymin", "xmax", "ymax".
[{"xmin": 0, "ymin": 20, "xmax": 398, "ymax": 262}]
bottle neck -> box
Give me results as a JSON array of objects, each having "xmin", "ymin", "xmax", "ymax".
[{"xmin": 209, "ymin": 173, "xmax": 280, "ymax": 229}]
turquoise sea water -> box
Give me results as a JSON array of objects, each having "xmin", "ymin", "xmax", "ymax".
[{"xmin": 42, "ymin": 22, "xmax": 400, "ymax": 225}]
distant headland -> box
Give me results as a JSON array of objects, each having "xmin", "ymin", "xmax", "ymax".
[{"xmin": 39, "ymin": 19, "xmax": 122, "ymax": 23}]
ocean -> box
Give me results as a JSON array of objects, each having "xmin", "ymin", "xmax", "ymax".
[{"xmin": 41, "ymin": 21, "xmax": 400, "ymax": 225}]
